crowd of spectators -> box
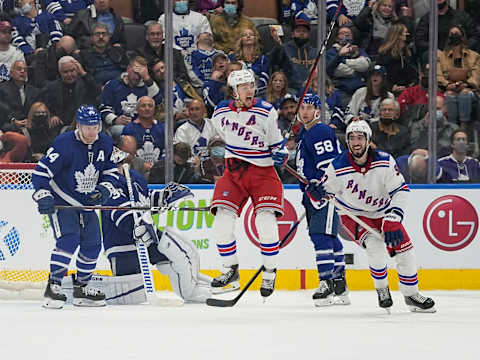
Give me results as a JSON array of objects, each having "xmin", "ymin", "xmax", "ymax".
[{"xmin": 0, "ymin": 0, "xmax": 479, "ymax": 184}]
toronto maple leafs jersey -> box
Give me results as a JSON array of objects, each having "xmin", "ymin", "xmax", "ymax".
[
  {"xmin": 187, "ymin": 48, "xmax": 221, "ymax": 85},
  {"xmin": 296, "ymin": 123, "xmax": 342, "ymax": 192},
  {"xmin": 158, "ymin": 10, "xmax": 212, "ymax": 51},
  {"xmin": 326, "ymin": 0, "xmax": 368, "ymax": 21},
  {"xmin": 322, "ymin": 150, "xmax": 410, "ymax": 220},
  {"xmin": 102, "ymin": 169, "xmax": 148, "ymax": 256},
  {"xmin": 42, "ymin": 0, "xmax": 93, "ymax": 21},
  {"xmin": 174, "ymin": 118, "xmax": 218, "ymax": 159},
  {"xmin": 122, "ymin": 120, "xmax": 165, "ymax": 163},
  {"xmin": 0, "ymin": 45, "xmax": 25, "ymax": 82},
  {"xmin": 290, "ymin": 0, "xmax": 318, "ymax": 21},
  {"xmin": 12, "ymin": 12, "xmax": 63, "ymax": 55},
  {"xmin": 211, "ymin": 99, "xmax": 283, "ymax": 167},
  {"xmin": 32, "ymin": 130, "xmax": 118, "ymax": 206}
]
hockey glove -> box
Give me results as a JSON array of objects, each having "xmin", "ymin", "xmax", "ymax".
[
  {"xmin": 86, "ymin": 183, "xmax": 112, "ymax": 206},
  {"xmin": 382, "ymin": 209, "xmax": 404, "ymax": 247},
  {"xmin": 32, "ymin": 189, "xmax": 55, "ymax": 215},
  {"xmin": 133, "ymin": 221, "xmax": 158, "ymax": 247},
  {"xmin": 306, "ymin": 181, "xmax": 329, "ymax": 210},
  {"xmin": 271, "ymin": 147, "xmax": 289, "ymax": 166},
  {"xmin": 150, "ymin": 182, "xmax": 193, "ymax": 210}
]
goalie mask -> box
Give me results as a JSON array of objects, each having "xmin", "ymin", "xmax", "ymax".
[{"xmin": 346, "ymin": 120, "xmax": 372, "ymax": 159}]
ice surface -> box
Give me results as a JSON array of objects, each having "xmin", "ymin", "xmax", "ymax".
[{"xmin": 1, "ymin": 291, "xmax": 479, "ymax": 360}]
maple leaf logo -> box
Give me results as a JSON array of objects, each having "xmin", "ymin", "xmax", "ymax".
[
  {"xmin": 74, "ymin": 163, "xmax": 100, "ymax": 194},
  {"xmin": 137, "ymin": 141, "xmax": 161, "ymax": 163},
  {"xmin": 0, "ymin": 64, "xmax": 10, "ymax": 82}
]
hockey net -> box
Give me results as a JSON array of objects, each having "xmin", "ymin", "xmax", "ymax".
[{"xmin": 0, "ymin": 163, "xmax": 49, "ymax": 299}]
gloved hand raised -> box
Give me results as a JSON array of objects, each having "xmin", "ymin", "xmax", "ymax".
[
  {"xmin": 382, "ymin": 209, "xmax": 404, "ymax": 247},
  {"xmin": 150, "ymin": 182, "xmax": 193, "ymax": 210},
  {"xmin": 32, "ymin": 189, "xmax": 55, "ymax": 214}
]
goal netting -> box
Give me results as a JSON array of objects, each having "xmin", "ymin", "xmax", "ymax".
[{"xmin": 0, "ymin": 163, "xmax": 50, "ymax": 299}]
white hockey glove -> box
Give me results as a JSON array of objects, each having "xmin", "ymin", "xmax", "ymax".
[
  {"xmin": 133, "ymin": 212, "xmax": 158, "ymax": 246},
  {"xmin": 150, "ymin": 182, "xmax": 193, "ymax": 210},
  {"xmin": 271, "ymin": 146, "xmax": 289, "ymax": 166}
]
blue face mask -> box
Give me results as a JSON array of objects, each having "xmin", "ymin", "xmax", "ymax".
[
  {"xmin": 224, "ymin": 4, "xmax": 237, "ymax": 16},
  {"xmin": 288, "ymin": 149, "xmax": 296, "ymax": 160},
  {"xmin": 338, "ymin": 37, "xmax": 352, "ymax": 46},
  {"xmin": 211, "ymin": 146, "xmax": 225, "ymax": 158},
  {"xmin": 21, "ymin": 3, "xmax": 32, "ymax": 14},
  {"xmin": 175, "ymin": 1, "xmax": 188, "ymax": 14},
  {"xmin": 436, "ymin": 109, "xmax": 444, "ymax": 120}
]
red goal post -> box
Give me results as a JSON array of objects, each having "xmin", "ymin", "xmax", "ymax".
[{"xmin": 0, "ymin": 162, "xmax": 49, "ymax": 299}]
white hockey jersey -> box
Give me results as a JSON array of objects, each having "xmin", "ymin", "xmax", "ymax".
[
  {"xmin": 211, "ymin": 99, "xmax": 283, "ymax": 167},
  {"xmin": 158, "ymin": 10, "xmax": 212, "ymax": 51},
  {"xmin": 174, "ymin": 118, "xmax": 218, "ymax": 159},
  {"xmin": 322, "ymin": 150, "xmax": 410, "ymax": 220}
]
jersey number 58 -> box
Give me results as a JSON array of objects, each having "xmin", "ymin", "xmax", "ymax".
[{"xmin": 314, "ymin": 140, "xmax": 334, "ymax": 155}]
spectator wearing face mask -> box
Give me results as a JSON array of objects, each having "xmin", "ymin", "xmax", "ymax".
[
  {"xmin": 24, "ymin": 101, "xmax": 57, "ymax": 161},
  {"xmin": 195, "ymin": 135, "xmax": 226, "ymax": 184},
  {"xmin": 409, "ymin": 95, "xmax": 458, "ymax": 158},
  {"xmin": 438, "ymin": 129, "xmax": 480, "ymax": 182}
]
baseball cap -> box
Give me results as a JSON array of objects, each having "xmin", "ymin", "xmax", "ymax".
[
  {"xmin": 371, "ymin": 64, "xmax": 387, "ymax": 77},
  {"xmin": 294, "ymin": 18, "xmax": 311, "ymax": 31}
]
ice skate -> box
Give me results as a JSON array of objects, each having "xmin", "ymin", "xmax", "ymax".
[
  {"xmin": 333, "ymin": 275, "xmax": 351, "ymax": 305},
  {"xmin": 211, "ymin": 264, "xmax": 240, "ymax": 294},
  {"xmin": 42, "ymin": 278, "xmax": 67, "ymax": 309},
  {"xmin": 260, "ymin": 268, "xmax": 277, "ymax": 299},
  {"xmin": 313, "ymin": 279, "xmax": 334, "ymax": 307},
  {"xmin": 72, "ymin": 274, "xmax": 106, "ymax": 307},
  {"xmin": 376, "ymin": 287, "xmax": 393, "ymax": 312},
  {"xmin": 404, "ymin": 293, "xmax": 436, "ymax": 313}
]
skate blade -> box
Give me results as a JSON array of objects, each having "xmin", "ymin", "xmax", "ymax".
[
  {"xmin": 333, "ymin": 294, "xmax": 351, "ymax": 305},
  {"xmin": 314, "ymin": 298, "xmax": 335, "ymax": 307},
  {"xmin": 382, "ymin": 307, "xmax": 392, "ymax": 314},
  {"xmin": 211, "ymin": 281, "xmax": 240, "ymax": 294},
  {"xmin": 73, "ymin": 298, "xmax": 107, "ymax": 307},
  {"xmin": 42, "ymin": 298, "xmax": 65, "ymax": 309},
  {"xmin": 408, "ymin": 305, "xmax": 437, "ymax": 313}
]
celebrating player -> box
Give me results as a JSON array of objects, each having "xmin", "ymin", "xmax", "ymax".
[
  {"xmin": 209, "ymin": 69, "xmax": 288, "ymax": 298},
  {"xmin": 296, "ymin": 93, "xmax": 350, "ymax": 307},
  {"xmin": 307, "ymin": 120, "xmax": 435, "ymax": 312},
  {"xmin": 32, "ymin": 105, "xmax": 118, "ymax": 309},
  {"xmin": 98, "ymin": 148, "xmax": 213, "ymax": 304}
]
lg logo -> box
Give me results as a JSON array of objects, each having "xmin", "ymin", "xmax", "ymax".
[{"xmin": 423, "ymin": 195, "xmax": 478, "ymax": 251}]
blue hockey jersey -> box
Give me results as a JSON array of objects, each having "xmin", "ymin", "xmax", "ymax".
[
  {"xmin": 187, "ymin": 48, "xmax": 221, "ymax": 84},
  {"xmin": 102, "ymin": 169, "xmax": 148, "ymax": 257},
  {"xmin": 32, "ymin": 130, "xmax": 118, "ymax": 206},
  {"xmin": 296, "ymin": 122, "xmax": 342, "ymax": 192},
  {"xmin": 41, "ymin": 0, "xmax": 93, "ymax": 21},
  {"xmin": 12, "ymin": 12, "xmax": 62, "ymax": 55},
  {"xmin": 122, "ymin": 120, "xmax": 165, "ymax": 163}
]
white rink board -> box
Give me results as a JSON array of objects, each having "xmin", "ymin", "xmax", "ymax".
[{"xmin": 1, "ymin": 185, "xmax": 480, "ymax": 271}]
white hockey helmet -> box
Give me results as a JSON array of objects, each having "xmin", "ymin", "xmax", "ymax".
[
  {"xmin": 346, "ymin": 120, "xmax": 372, "ymax": 156},
  {"xmin": 111, "ymin": 146, "xmax": 129, "ymax": 164},
  {"xmin": 227, "ymin": 69, "xmax": 255, "ymax": 95}
]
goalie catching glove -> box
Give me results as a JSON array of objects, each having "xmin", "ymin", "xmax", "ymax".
[
  {"xmin": 150, "ymin": 182, "xmax": 193, "ymax": 210},
  {"xmin": 382, "ymin": 208, "xmax": 404, "ymax": 247}
]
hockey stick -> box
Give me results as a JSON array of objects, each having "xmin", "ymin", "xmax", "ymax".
[
  {"xmin": 54, "ymin": 205, "xmax": 210, "ymax": 212},
  {"xmin": 123, "ymin": 164, "xmax": 184, "ymax": 307},
  {"xmin": 206, "ymin": 211, "xmax": 306, "ymax": 307},
  {"xmin": 285, "ymin": 1, "xmax": 343, "ymax": 138},
  {"xmin": 282, "ymin": 163, "xmax": 383, "ymax": 241}
]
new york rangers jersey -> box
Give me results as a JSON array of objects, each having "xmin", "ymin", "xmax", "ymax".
[
  {"xmin": 174, "ymin": 118, "xmax": 218, "ymax": 159},
  {"xmin": 122, "ymin": 120, "xmax": 165, "ymax": 163},
  {"xmin": 32, "ymin": 130, "xmax": 118, "ymax": 206},
  {"xmin": 158, "ymin": 11, "xmax": 212, "ymax": 51},
  {"xmin": 322, "ymin": 150, "xmax": 409, "ymax": 219},
  {"xmin": 211, "ymin": 99, "xmax": 283, "ymax": 167},
  {"xmin": 102, "ymin": 169, "xmax": 148, "ymax": 258},
  {"xmin": 296, "ymin": 123, "xmax": 342, "ymax": 192}
]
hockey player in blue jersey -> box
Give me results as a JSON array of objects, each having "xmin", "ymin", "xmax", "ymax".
[
  {"xmin": 307, "ymin": 120, "xmax": 435, "ymax": 312},
  {"xmin": 296, "ymin": 93, "xmax": 350, "ymax": 306},
  {"xmin": 99, "ymin": 148, "xmax": 213, "ymax": 304},
  {"xmin": 32, "ymin": 105, "xmax": 118, "ymax": 309}
]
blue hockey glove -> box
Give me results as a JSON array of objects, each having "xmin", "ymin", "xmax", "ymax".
[
  {"xmin": 32, "ymin": 189, "xmax": 55, "ymax": 215},
  {"xmin": 86, "ymin": 184, "xmax": 111, "ymax": 206},
  {"xmin": 133, "ymin": 221, "xmax": 158, "ymax": 246},
  {"xmin": 306, "ymin": 180, "xmax": 327, "ymax": 202},
  {"xmin": 382, "ymin": 209, "xmax": 404, "ymax": 247},
  {"xmin": 150, "ymin": 182, "xmax": 193, "ymax": 210},
  {"xmin": 271, "ymin": 147, "xmax": 289, "ymax": 166}
]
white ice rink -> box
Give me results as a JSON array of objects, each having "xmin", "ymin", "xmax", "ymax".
[{"xmin": 2, "ymin": 290, "xmax": 479, "ymax": 360}]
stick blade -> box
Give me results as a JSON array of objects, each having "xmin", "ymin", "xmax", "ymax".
[{"xmin": 206, "ymin": 297, "xmax": 238, "ymax": 307}]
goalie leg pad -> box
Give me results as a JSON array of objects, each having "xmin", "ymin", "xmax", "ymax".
[
  {"xmin": 364, "ymin": 235, "xmax": 389, "ymax": 289},
  {"xmin": 212, "ymin": 207, "xmax": 239, "ymax": 267},
  {"xmin": 156, "ymin": 228, "xmax": 211, "ymax": 302},
  {"xmin": 394, "ymin": 249, "xmax": 419, "ymax": 297},
  {"xmin": 255, "ymin": 210, "xmax": 279, "ymax": 270}
]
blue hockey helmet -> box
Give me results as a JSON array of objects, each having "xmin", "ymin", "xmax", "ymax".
[
  {"xmin": 76, "ymin": 105, "xmax": 101, "ymax": 126},
  {"xmin": 302, "ymin": 93, "xmax": 321, "ymax": 109}
]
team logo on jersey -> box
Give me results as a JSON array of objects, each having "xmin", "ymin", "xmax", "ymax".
[
  {"xmin": 137, "ymin": 141, "xmax": 161, "ymax": 163},
  {"xmin": 243, "ymin": 199, "xmax": 298, "ymax": 249},
  {"xmin": 121, "ymin": 93, "xmax": 138, "ymax": 117},
  {"xmin": 342, "ymin": 0, "xmax": 364, "ymax": 16},
  {"xmin": 74, "ymin": 163, "xmax": 100, "ymax": 194},
  {"xmin": 422, "ymin": 195, "xmax": 478, "ymax": 251},
  {"xmin": 175, "ymin": 28, "xmax": 194, "ymax": 50},
  {"xmin": 0, "ymin": 64, "xmax": 10, "ymax": 82},
  {"xmin": 0, "ymin": 220, "xmax": 21, "ymax": 260}
]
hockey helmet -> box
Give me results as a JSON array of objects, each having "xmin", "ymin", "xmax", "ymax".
[
  {"xmin": 111, "ymin": 146, "xmax": 129, "ymax": 164},
  {"xmin": 227, "ymin": 69, "xmax": 255, "ymax": 95},
  {"xmin": 302, "ymin": 93, "xmax": 321, "ymax": 109},
  {"xmin": 346, "ymin": 120, "xmax": 372, "ymax": 156},
  {"xmin": 76, "ymin": 105, "xmax": 101, "ymax": 126}
]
